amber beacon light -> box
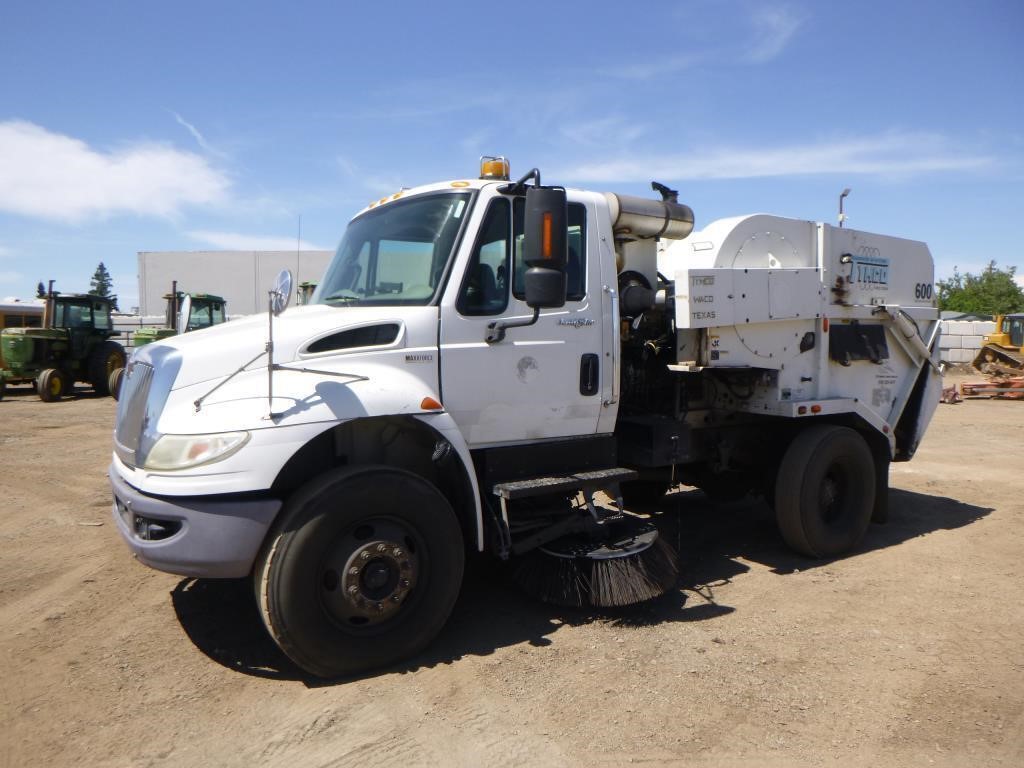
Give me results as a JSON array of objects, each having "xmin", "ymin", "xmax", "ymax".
[{"xmin": 479, "ymin": 155, "xmax": 510, "ymax": 180}]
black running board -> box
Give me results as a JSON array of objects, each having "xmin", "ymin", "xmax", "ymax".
[{"xmin": 492, "ymin": 467, "xmax": 637, "ymax": 500}]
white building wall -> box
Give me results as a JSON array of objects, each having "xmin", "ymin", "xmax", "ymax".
[{"xmin": 137, "ymin": 250, "xmax": 333, "ymax": 316}]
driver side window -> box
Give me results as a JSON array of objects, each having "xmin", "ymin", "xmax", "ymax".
[{"xmin": 457, "ymin": 199, "xmax": 510, "ymax": 316}]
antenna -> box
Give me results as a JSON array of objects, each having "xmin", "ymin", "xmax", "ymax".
[{"xmin": 297, "ymin": 214, "xmax": 302, "ymax": 301}]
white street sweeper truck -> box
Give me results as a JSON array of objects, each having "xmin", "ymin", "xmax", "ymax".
[{"xmin": 110, "ymin": 157, "xmax": 942, "ymax": 677}]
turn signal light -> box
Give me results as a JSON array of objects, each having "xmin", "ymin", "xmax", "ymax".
[
  {"xmin": 542, "ymin": 212, "xmax": 553, "ymax": 258},
  {"xmin": 480, "ymin": 155, "xmax": 510, "ymax": 180},
  {"xmin": 420, "ymin": 396, "xmax": 443, "ymax": 411}
]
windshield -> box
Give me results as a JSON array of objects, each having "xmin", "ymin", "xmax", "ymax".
[
  {"xmin": 317, "ymin": 192, "xmax": 473, "ymax": 307},
  {"xmin": 187, "ymin": 300, "xmax": 225, "ymax": 330}
]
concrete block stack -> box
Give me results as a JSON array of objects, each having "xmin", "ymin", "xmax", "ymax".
[{"xmin": 938, "ymin": 320, "xmax": 995, "ymax": 364}]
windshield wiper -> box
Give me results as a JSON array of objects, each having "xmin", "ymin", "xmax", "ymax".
[{"xmin": 322, "ymin": 292, "xmax": 361, "ymax": 304}]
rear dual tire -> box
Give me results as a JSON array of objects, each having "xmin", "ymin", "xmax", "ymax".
[
  {"xmin": 775, "ymin": 425, "xmax": 875, "ymax": 558},
  {"xmin": 254, "ymin": 466, "xmax": 464, "ymax": 679}
]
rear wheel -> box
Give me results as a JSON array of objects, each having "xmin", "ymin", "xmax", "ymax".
[
  {"xmin": 89, "ymin": 341, "xmax": 126, "ymax": 396},
  {"xmin": 37, "ymin": 368, "xmax": 68, "ymax": 402},
  {"xmin": 254, "ymin": 465, "xmax": 464, "ymax": 678},
  {"xmin": 774, "ymin": 425, "xmax": 875, "ymax": 558}
]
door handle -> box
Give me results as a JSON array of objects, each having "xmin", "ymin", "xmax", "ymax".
[{"xmin": 580, "ymin": 353, "xmax": 599, "ymax": 396}]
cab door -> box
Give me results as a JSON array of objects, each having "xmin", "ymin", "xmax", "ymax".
[{"xmin": 438, "ymin": 193, "xmax": 607, "ymax": 448}]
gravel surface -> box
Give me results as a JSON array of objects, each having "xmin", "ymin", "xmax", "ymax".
[{"xmin": 1, "ymin": 373, "xmax": 1021, "ymax": 767}]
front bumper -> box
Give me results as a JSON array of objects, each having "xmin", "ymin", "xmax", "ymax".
[{"xmin": 109, "ymin": 465, "xmax": 281, "ymax": 579}]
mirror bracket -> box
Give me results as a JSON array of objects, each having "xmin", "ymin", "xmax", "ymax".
[{"xmin": 485, "ymin": 308, "xmax": 540, "ymax": 344}]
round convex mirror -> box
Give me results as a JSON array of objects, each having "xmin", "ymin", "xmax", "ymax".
[
  {"xmin": 177, "ymin": 294, "xmax": 192, "ymax": 334},
  {"xmin": 271, "ymin": 269, "xmax": 293, "ymax": 316}
]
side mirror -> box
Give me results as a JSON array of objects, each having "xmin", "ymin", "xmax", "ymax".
[
  {"xmin": 271, "ymin": 269, "xmax": 293, "ymax": 316},
  {"xmin": 522, "ymin": 186, "xmax": 567, "ymax": 309},
  {"xmin": 177, "ymin": 295, "xmax": 192, "ymax": 334}
]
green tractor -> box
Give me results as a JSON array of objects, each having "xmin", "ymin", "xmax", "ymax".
[
  {"xmin": 0, "ymin": 288, "xmax": 126, "ymax": 402},
  {"xmin": 296, "ymin": 280, "xmax": 318, "ymax": 305},
  {"xmin": 108, "ymin": 287, "xmax": 227, "ymax": 399},
  {"xmin": 131, "ymin": 288, "xmax": 227, "ymax": 348}
]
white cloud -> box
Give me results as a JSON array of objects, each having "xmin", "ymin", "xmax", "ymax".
[
  {"xmin": 186, "ymin": 230, "xmax": 328, "ymax": 251},
  {"xmin": 559, "ymin": 115, "xmax": 649, "ymax": 149},
  {"xmin": 170, "ymin": 111, "xmax": 226, "ymax": 159},
  {"xmin": 0, "ymin": 120, "xmax": 231, "ymax": 223},
  {"xmin": 600, "ymin": 54, "xmax": 700, "ymax": 81},
  {"xmin": 560, "ymin": 132, "xmax": 994, "ymax": 182},
  {"xmin": 746, "ymin": 4, "xmax": 803, "ymax": 62}
]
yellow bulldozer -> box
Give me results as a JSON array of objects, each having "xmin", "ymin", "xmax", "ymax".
[{"xmin": 972, "ymin": 313, "xmax": 1024, "ymax": 374}]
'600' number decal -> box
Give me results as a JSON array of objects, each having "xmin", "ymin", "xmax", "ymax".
[{"xmin": 914, "ymin": 282, "xmax": 933, "ymax": 300}]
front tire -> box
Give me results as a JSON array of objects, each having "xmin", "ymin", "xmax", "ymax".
[
  {"xmin": 37, "ymin": 368, "xmax": 68, "ymax": 402},
  {"xmin": 774, "ymin": 425, "xmax": 875, "ymax": 558},
  {"xmin": 255, "ymin": 465, "xmax": 465, "ymax": 678}
]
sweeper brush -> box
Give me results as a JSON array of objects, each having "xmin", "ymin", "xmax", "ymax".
[{"xmin": 512, "ymin": 521, "xmax": 679, "ymax": 608}]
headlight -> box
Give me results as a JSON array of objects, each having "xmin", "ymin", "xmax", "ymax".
[{"xmin": 143, "ymin": 431, "xmax": 250, "ymax": 471}]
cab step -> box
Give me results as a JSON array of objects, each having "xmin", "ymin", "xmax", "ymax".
[{"xmin": 492, "ymin": 467, "xmax": 638, "ymax": 501}]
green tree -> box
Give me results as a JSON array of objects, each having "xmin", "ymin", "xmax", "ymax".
[
  {"xmin": 937, "ymin": 261, "xmax": 1024, "ymax": 316},
  {"xmin": 89, "ymin": 262, "xmax": 119, "ymax": 311}
]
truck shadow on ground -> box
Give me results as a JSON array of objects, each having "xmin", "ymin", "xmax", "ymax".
[{"xmin": 170, "ymin": 486, "xmax": 990, "ymax": 685}]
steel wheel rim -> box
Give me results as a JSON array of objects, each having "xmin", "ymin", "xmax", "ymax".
[{"xmin": 318, "ymin": 517, "xmax": 422, "ymax": 631}]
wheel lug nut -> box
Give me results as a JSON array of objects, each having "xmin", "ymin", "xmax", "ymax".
[
  {"xmin": 392, "ymin": 594, "xmax": 401, "ymax": 603},
  {"xmin": 360, "ymin": 551, "xmax": 371, "ymax": 560},
  {"xmin": 400, "ymin": 579, "xmax": 410, "ymax": 588},
  {"xmin": 376, "ymin": 543, "xmax": 388, "ymax": 553},
  {"xmin": 392, "ymin": 548, "xmax": 403, "ymax": 558},
  {"xmin": 348, "ymin": 585, "xmax": 358, "ymax": 594},
  {"xmin": 348, "ymin": 567, "xmax": 359, "ymax": 575},
  {"xmin": 375, "ymin": 602, "xmax": 384, "ymax": 612}
]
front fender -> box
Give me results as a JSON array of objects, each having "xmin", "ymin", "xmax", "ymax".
[{"xmin": 414, "ymin": 412, "xmax": 483, "ymax": 551}]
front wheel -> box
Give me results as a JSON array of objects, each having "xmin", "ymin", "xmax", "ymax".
[
  {"xmin": 254, "ymin": 466, "xmax": 465, "ymax": 678},
  {"xmin": 37, "ymin": 368, "xmax": 68, "ymax": 402},
  {"xmin": 774, "ymin": 425, "xmax": 875, "ymax": 558}
]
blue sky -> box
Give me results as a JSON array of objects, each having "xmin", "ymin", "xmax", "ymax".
[{"xmin": 1, "ymin": 0, "xmax": 1021, "ymax": 310}]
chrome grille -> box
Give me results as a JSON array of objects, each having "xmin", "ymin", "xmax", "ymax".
[
  {"xmin": 112, "ymin": 345, "xmax": 181, "ymax": 469},
  {"xmin": 114, "ymin": 361, "xmax": 154, "ymax": 467}
]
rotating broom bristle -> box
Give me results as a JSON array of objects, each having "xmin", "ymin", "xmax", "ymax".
[
  {"xmin": 589, "ymin": 534, "xmax": 678, "ymax": 607},
  {"xmin": 512, "ymin": 523, "xmax": 679, "ymax": 609}
]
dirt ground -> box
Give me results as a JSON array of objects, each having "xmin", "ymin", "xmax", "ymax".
[{"xmin": 1, "ymin": 373, "xmax": 1022, "ymax": 768}]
